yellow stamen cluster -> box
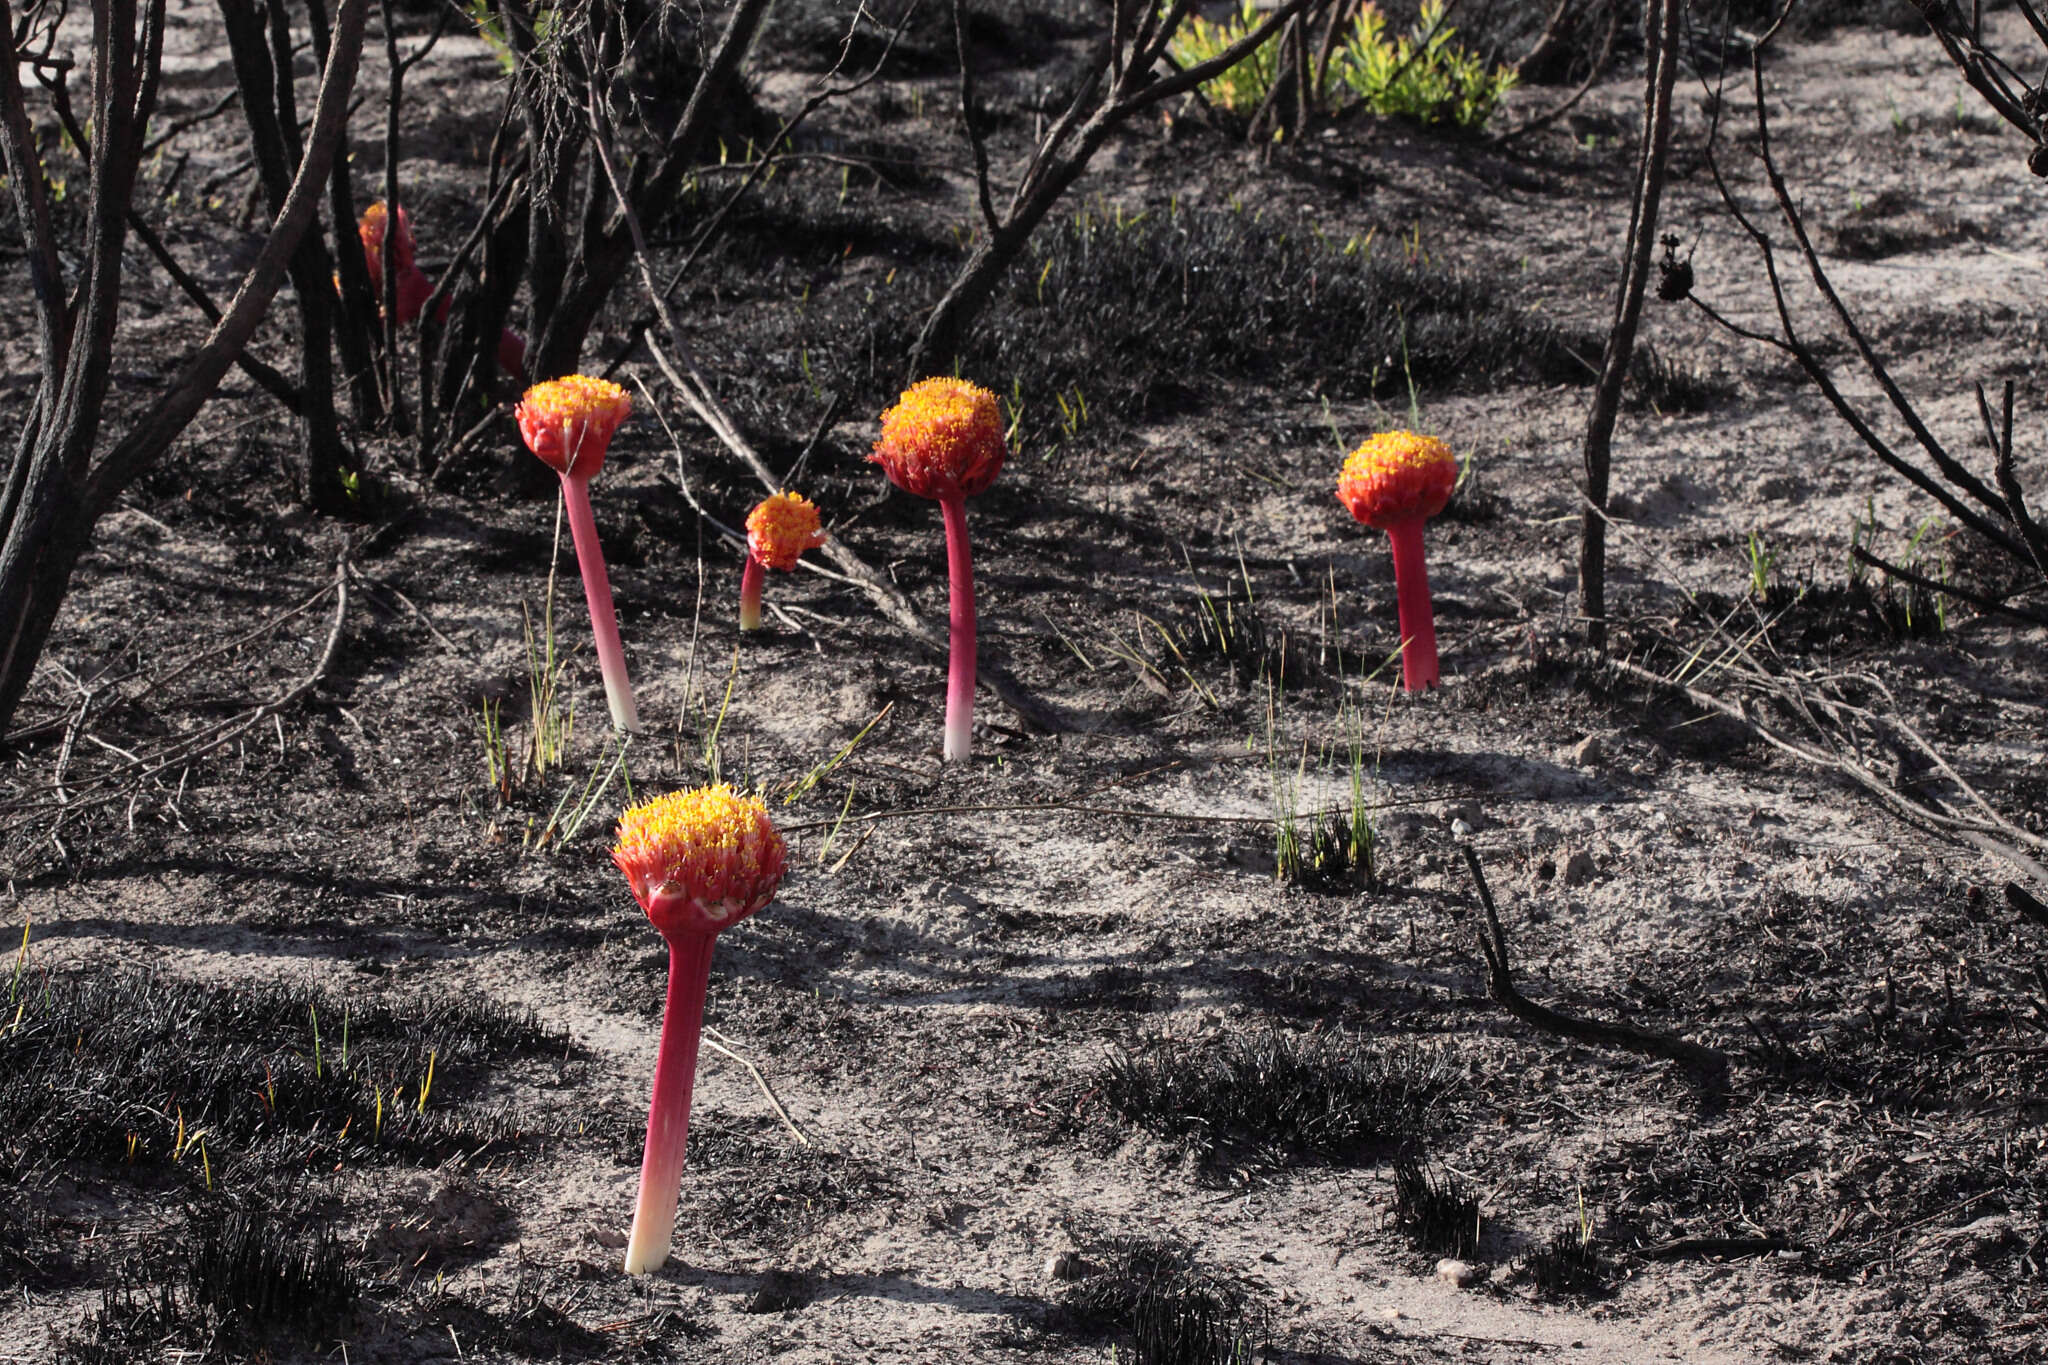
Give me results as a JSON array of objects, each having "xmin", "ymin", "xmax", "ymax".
[
  {"xmin": 611, "ymin": 785, "xmax": 786, "ymax": 938},
  {"xmin": 871, "ymin": 377, "xmax": 1006, "ymax": 501},
  {"xmin": 1335, "ymin": 430, "xmax": 1458, "ymax": 530},
  {"xmin": 515, "ymin": 376, "xmax": 633, "ymax": 478},
  {"xmin": 746, "ymin": 491, "xmax": 828, "ymax": 572}
]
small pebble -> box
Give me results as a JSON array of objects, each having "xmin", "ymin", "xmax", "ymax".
[{"xmin": 1435, "ymin": 1257, "xmax": 1481, "ymax": 1288}]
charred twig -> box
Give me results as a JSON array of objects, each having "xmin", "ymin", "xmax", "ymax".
[
  {"xmin": 911, "ymin": 0, "xmax": 1317, "ymax": 374},
  {"xmin": 2010, "ymin": 882, "xmax": 2048, "ymax": 932},
  {"xmin": 1459, "ymin": 845, "xmax": 1731, "ymax": 1084},
  {"xmin": 1851, "ymin": 546, "xmax": 2048, "ymax": 627},
  {"xmin": 598, "ymin": 2, "xmax": 917, "ymax": 381},
  {"xmin": 1489, "ymin": 0, "xmax": 1620, "ymax": 146},
  {"xmin": 1641, "ymin": 1236, "xmax": 1799, "ymax": 1261},
  {"xmin": 1692, "ymin": 4, "xmax": 2041, "ymax": 571},
  {"xmin": 1577, "ymin": 0, "xmax": 1681, "ymax": 651}
]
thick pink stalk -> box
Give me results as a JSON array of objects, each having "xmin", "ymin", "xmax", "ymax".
[
  {"xmin": 1386, "ymin": 519, "xmax": 1439, "ymax": 692},
  {"xmin": 939, "ymin": 493, "xmax": 976, "ymax": 762},
  {"xmin": 738, "ymin": 554, "xmax": 765, "ymax": 632},
  {"xmin": 623, "ymin": 933, "xmax": 716, "ymax": 1275},
  {"xmin": 559, "ymin": 474, "xmax": 641, "ymax": 733}
]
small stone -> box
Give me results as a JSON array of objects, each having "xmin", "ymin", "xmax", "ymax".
[
  {"xmin": 1561, "ymin": 850, "xmax": 1596, "ymax": 887},
  {"xmin": 1570, "ymin": 734, "xmax": 1605, "ymax": 767},
  {"xmin": 1378, "ymin": 1306, "xmax": 1406, "ymax": 1322},
  {"xmin": 1444, "ymin": 801, "xmax": 1487, "ymax": 833},
  {"xmin": 1045, "ymin": 1251, "xmax": 1088, "ymax": 1282},
  {"xmin": 1435, "ymin": 1257, "xmax": 1481, "ymax": 1288}
]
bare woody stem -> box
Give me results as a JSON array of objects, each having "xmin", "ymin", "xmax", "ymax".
[
  {"xmin": 738, "ymin": 554, "xmax": 765, "ymax": 632},
  {"xmin": 623, "ymin": 933, "xmax": 716, "ymax": 1275},
  {"xmin": 939, "ymin": 492, "xmax": 977, "ymax": 762},
  {"xmin": 1386, "ymin": 519, "xmax": 1439, "ymax": 692},
  {"xmin": 558, "ymin": 473, "xmax": 640, "ymax": 734}
]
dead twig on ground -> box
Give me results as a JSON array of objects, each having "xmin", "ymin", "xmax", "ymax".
[
  {"xmin": 1459, "ymin": 844, "xmax": 1731, "ymax": 1085},
  {"xmin": 1641, "ymin": 1235, "xmax": 1800, "ymax": 1260},
  {"xmin": 701, "ymin": 1026, "xmax": 814, "ymax": 1150}
]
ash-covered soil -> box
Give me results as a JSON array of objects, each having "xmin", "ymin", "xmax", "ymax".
[{"xmin": 3, "ymin": 5, "xmax": 2047, "ymax": 1363}]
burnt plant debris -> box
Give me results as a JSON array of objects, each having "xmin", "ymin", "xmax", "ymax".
[
  {"xmin": 1136, "ymin": 577, "xmax": 1327, "ymax": 695},
  {"xmin": 1391, "ymin": 1154, "xmax": 1482, "ymax": 1259},
  {"xmin": 0, "ymin": 968, "xmax": 568, "ymax": 1178},
  {"xmin": 1521, "ymin": 1222, "xmax": 1609, "ymax": 1299},
  {"xmin": 968, "ymin": 204, "xmax": 1589, "ymax": 435},
  {"xmin": 185, "ymin": 1209, "xmax": 361, "ymax": 1342},
  {"xmin": 753, "ymin": 0, "xmax": 1095, "ymax": 76},
  {"xmin": 52, "ymin": 1283, "xmax": 196, "ymax": 1365},
  {"xmin": 1064, "ymin": 1235, "xmax": 1268, "ymax": 1365},
  {"xmin": 1091, "ymin": 1029, "xmax": 1457, "ymax": 1168},
  {"xmin": 1625, "ymin": 343, "xmax": 1734, "ymax": 414}
]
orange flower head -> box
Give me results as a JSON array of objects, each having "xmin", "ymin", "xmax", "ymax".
[
  {"xmin": 746, "ymin": 491, "xmax": 827, "ymax": 572},
  {"xmin": 611, "ymin": 785, "xmax": 787, "ymax": 940},
  {"xmin": 871, "ymin": 378, "xmax": 1006, "ymax": 501},
  {"xmin": 515, "ymin": 376, "xmax": 633, "ymax": 478},
  {"xmin": 357, "ymin": 200, "xmax": 416, "ymax": 290},
  {"xmin": 1336, "ymin": 431, "xmax": 1458, "ymax": 531}
]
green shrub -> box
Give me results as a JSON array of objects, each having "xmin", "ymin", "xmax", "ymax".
[
  {"xmin": 1337, "ymin": 0, "xmax": 1518, "ymax": 127},
  {"xmin": 1170, "ymin": 0, "xmax": 1517, "ymax": 130},
  {"xmin": 1169, "ymin": 1, "xmax": 1283, "ymax": 114}
]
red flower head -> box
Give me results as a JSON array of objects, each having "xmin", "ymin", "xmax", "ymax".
[
  {"xmin": 745, "ymin": 491, "xmax": 828, "ymax": 572},
  {"xmin": 611, "ymin": 786, "xmax": 787, "ymax": 940},
  {"xmin": 357, "ymin": 201, "xmax": 416, "ymax": 292},
  {"xmin": 1336, "ymin": 431, "xmax": 1458, "ymax": 531},
  {"xmin": 871, "ymin": 378, "xmax": 1006, "ymax": 501},
  {"xmin": 516, "ymin": 376, "xmax": 633, "ymax": 479}
]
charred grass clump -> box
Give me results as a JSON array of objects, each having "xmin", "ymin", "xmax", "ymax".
[
  {"xmin": 969, "ymin": 204, "xmax": 1586, "ymax": 436},
  {"xmin": 1089, "ymin": 1029, "xmax": 1458, "ymax": 1170},
  {"xmin": 1063, "ymin": 1234, "xmax": 1268, "ymax": 1365},
  {"xmin": 186, "ymin": 1210, "xmax": 361, "ymax": 1340},
  {"xmin": 1521, "ymin": 1222, "xmax": 1609, "ymax": 1299},
  {"xmin": 54, "ymin": 1211, "xmax": 359, "ymax": 1363},
  {"xmin": 0, "ymin": 968, "xmax": 567, "ymax": 1180},
  {"xmin": 1625, "ymin": 343, "xmax": 1735, "ymax": 415},
  {"xmin": 1391, "ymin": 1154, "xmax": 1482, "ymax": 1259}
]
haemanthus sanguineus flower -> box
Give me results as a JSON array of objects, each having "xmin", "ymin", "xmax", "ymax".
[
  {"xmin": 357, "ymin": 201, "xmax": 526, "ymax": 374},
  {"xmin": 1336, "ymin": 430, "xmax": 1458, "ymax": 692},
  {"xmin": 870, "ymin": 378, "xmax": 1006, "ymax": 761},
  {"xmin": 516, "ymin": 376, "xmax": 640, "ymax": 732},
  {"xmin": 612, "ymin": 785, "xmax": 787, "ymax": 1275},
  {"xmin": 739, "ymin": 491, "xmax": 827, "ymax": 632}
]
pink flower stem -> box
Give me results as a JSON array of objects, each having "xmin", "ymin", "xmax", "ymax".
[
  {"xmin": 559, "ymin": 473, "xmax": 641, "ymax": 733},
  {"xmin": 623, "ymin": 932, "xmax": 716, "ymax": 1275},
  {"xmin": 1385, "ymin": 518, "xmax": 1440, "ymax": 692},
  {"xmin": 738, "ymin": 554, "xmax": 765, "ymax": 632},
  {"xmin": 939, "ymin": 492, "xmax": 976, "ymax": 762}
]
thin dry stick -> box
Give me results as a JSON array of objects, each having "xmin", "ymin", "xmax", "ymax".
[
  {"xmin": 1460, "ymin": 844, "xmax": 1730, "ymax": 1083},
  {"xmin": 701, "ymin": 1027, "xmax": 813, "ymax": 1149}
]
